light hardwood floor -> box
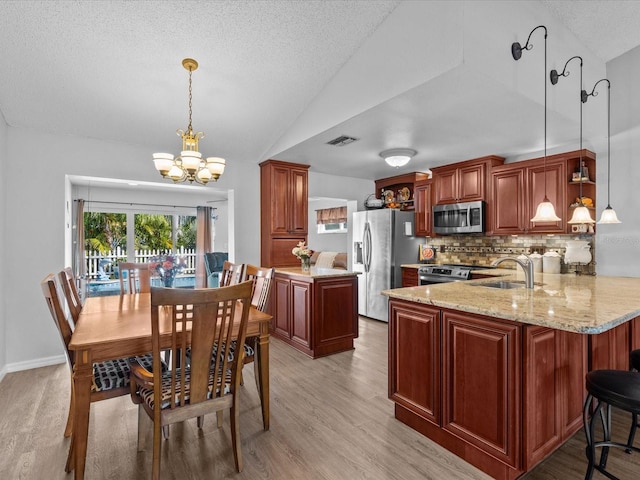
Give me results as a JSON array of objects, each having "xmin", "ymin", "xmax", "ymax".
[{"xmin": 1, "ymin": 317, "xmax": 639, "ymax": 479}]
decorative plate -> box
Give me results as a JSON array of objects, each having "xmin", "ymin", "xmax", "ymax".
[
  {"xmin": 382, "ymin": 190, "xmax": 395, "ymax": 204},
  {"xmin": 397, "ymin": 187, "xmax": 411, "ymax": 202}
]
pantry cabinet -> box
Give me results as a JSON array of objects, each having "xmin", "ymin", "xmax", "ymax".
[{"xmin": 413, "ymin": 179, "xmax": 433, "ymax": 236}]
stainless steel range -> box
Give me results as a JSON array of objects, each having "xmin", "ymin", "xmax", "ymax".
[{"xmin": 418, "ymin": 265, "xmax": 473, "ymax": 285}]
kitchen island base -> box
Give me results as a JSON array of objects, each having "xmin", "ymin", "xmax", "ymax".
[{"xmin": 388, "ymin": 299, "xmax": 588, "ymax": 480}]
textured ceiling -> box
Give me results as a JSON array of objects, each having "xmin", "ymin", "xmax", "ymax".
[{"xmin": 1, "ymin": 0, "xmax": 639, "ymax": 189}]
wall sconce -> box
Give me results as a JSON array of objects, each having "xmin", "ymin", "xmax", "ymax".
[
  {"xmin": 512, "ymin": 25, "xmax": 561, "ymax": 223},
  {"xmin": 583, "ymin": 79, "xmax": 621, "ymax": 224},
  {"xmin": 551, "ymin": 56, "xmax": 595, "ymax": 225},
  {"xmin": 380, "ymin": 148, "xmax": 417, "ymax": 168}
]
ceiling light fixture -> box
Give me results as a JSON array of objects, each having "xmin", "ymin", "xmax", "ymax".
[
  {"xmin": 512, "ymin": 25, "xmax": 561, "ymax": 223},
  {"xmin": 153, "ymin": 58, "xmax": 225, "ymax": 184},
  {"xmin": 551, "ymin": 56, "xmax": 595, "ymax": 225},
  {"xmin": 583, "ymin": 78, "xmax": 621, "ymax": 224},
  {"xmin": 380, "ymin": 148, "xmax": 416, "ymax": 168}
]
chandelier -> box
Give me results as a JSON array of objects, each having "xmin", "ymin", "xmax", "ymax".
[{"xmin": 153, "ymin": 58, "xmax": 225, "ymax": 184}]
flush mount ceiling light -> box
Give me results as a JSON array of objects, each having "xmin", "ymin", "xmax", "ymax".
[
  {"xmin": 583, "ymin": 79, "xmax": 621, "ymax": 224},
  {"xmin": 152, "ymin": 58, "xmax": 225, "ymax": 185},
  {"xmin": 380, "ymin": 148, "xmax": 416, "ymax": 168},
  {"xmin": 551, "ymin": 56, "xmax": 595, "ymax": 225},
  {"xmin": 512, "ymin": 25, "xmax": 561, "ymax": 223}
]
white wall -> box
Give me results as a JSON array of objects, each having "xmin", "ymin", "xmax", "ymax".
[
  {"xmin": 595, "ymin": 46, "xmax": 640, "ymax": 277},
  {"xmin": 0, "ymin": 111, "xmax": 7, "ymax": 380}
]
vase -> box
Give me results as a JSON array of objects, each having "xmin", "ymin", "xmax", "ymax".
[
  {"xmin": 301, "ymin": 257, "xmax": 311, "ymax": 272},
  {"xmin": 163, "ymin": 275, "xmax": 175, "ymax": 288}
]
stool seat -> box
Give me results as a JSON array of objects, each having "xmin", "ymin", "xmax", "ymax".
[
  {"xmin": 586, "ymin": 370, "xmax": 640, "ymax": 413},
  {"xmin": 631, "ymin": 349, "xmax": 640, "ymax": 372}
]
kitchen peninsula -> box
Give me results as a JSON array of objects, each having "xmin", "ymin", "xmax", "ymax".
[
  {"xmin": 270, "ymin": 267, "xmax": 359, "ymax": 358},
  {"xmin": 383, "ymin": 272, "xmax": 640, "ymax": 479}
]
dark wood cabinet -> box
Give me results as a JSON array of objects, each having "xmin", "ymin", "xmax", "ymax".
[
  {"xmin": 414, "ymin": 179, "xmax": 432, "ymax": 236},
  {"xmin": 388, "ymin": 300, "xmax": 589, "ymax": 480},
  {"xmin": 389, "ymin": 302, "xmax": 440, "ymax": 426},
  {"xmin": 260, "ymin": 160, "xmax": 310, "ymax": 267},
  {"xmin": 432, "ymin": 155, "xmax": 504, "ymax": 205},
  {"xmin": 270, "ymin": 271, "xmax": 358, "ymax": 358},
  {"xmin": 590, "ymin": 321, "xmax": 631, "ymax": 371},
  {"xmin": 401, "ymin": 267, "xmax": 419, "ymax": 287},
  {"xmin": 490, "ymin": 157, "xmax": 567, "ymax": 234}
]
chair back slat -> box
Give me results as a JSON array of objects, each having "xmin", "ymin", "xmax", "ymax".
[
  {"xmin": 119, "ymin": 262, "xmax": 151, "ymax": 294},
  {"xmin": 220, "ymin": 261, "xmax": 245, "ymax": 287},
  {"xmin": 41, "ymin": 274, "xmax": 74, "ymax": 364},
  {"xmin": 150, "ymin": 280, "xmax": 253, "ymax": 410},
  {"xmin": 58, "ymin": 267, "xmax": 83, "ymax": 323},
  {"xmin": 244, "ymin": 265, "xmax": 275, "ymax": 312}
]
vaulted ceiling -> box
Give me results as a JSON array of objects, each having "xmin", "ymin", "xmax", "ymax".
[{"xmin": 1, "ymin": 1, "xmax": 639, "ymax": 187}]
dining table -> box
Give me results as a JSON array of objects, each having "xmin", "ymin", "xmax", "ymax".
[{"xmin": 67, "ymin": 292, "xmax": 272, "ymax": 480}]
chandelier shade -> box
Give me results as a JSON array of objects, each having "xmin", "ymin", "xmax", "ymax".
[{"xmin": 152, "ymin": 58, "xmax": 225, "ymax": 184}]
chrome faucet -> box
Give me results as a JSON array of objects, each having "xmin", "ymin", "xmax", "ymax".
[{"xmin": 492, "ymin": 255, "xmax": 535, "ymax": 289}]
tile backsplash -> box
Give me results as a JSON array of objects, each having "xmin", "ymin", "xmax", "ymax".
[{"xmin": 421, "ymin": 234, "xmax": 595, "ymax": 274}]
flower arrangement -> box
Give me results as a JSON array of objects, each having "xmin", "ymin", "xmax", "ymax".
[
  {"xmin": 149, "ymin": 254, "xmax": 185, "ymax": 287},
  {"xmin": 292, "ymin": 241, "xmax": 312, "ymax": 271}
]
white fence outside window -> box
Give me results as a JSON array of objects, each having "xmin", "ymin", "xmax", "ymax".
[{"xmin": 85, "ymin": 247, "xmax": 197, "ymax": 280}]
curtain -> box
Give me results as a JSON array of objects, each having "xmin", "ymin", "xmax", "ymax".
[
  {"xmin": 195, "ymin": 206, "xmax": 213, "ymax": 288},
  {"xmin": 316, "ymin": 206, "xmax": 347, "ymax": 224},
  {"xmin": 75, "ymin": 199, "xmax": 86, "ymax": 300}
]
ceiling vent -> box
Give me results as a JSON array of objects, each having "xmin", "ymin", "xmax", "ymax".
[{"xmin": 326, "ymin": 135, "xmax": 358, "ymax": 147}]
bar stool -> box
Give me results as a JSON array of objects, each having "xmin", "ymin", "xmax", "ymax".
[
  {"xmin": 583, "ymin": 370, "xmax": 640, "ymax": 479},
  {"xmin": 627, "ymin": 349, "xmax": 640, "ymax": 452}
]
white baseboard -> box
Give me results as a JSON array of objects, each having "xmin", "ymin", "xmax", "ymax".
[{"xmin": 3, "ymin": 355, "xmax": 67, "ymax": 379}]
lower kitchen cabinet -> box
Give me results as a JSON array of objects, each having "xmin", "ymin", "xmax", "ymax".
[
  {"xmin": 388, "ymin": 299, "xmax": 588, "ymax": 480},
  {"xmin": 401, "ymin": 267, "xmax": 419, "ymax": 287},
  {"xmin": 270, "ymin": 270, "xmax": 358, "ymax": 358}
]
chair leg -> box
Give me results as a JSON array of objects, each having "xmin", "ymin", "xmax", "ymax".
[
  {"xmin": 217, "ymin": 410, "xmax": 223, "ymax": 428},
  {"xmin": 197, "ymin": 415, "xmax": 204, "ymax": 429},
  {"xmin": 65, "ymin": 432, "xmax": 75, "ymax": 473},
  {"xmin": 152, "ymin": 419, "xmax": 162, "ymax": 480},
  {"xmin": 230, "ymin": 400, "xmax": 243, "ymax": 472},
  {"xmin": 583, "ymin": 393, "xmax": 597, "ymax": 480},
  {"xmin": 137, "ymin": 404, "xmax": 146, "ymax": 452},
  {"xmin": 627, "ymin": 412, "xmax": 639, "ymax": 453},
  {"xmin": 64, "ymin": 375, "xmax": 75, "ymax": 438},
  {"xmin": 162, "ymin": 425, "xmax": 170, "ymax": 439}
]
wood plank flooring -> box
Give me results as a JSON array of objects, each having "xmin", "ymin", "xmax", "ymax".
[{"xmin": 0, "ymin": 317, "xmax": 639, "ymax": 479}]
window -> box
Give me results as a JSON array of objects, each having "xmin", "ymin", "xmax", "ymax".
[{"xmin": 316, "ymin": 206, "xmax": 347, "ymax": 234}]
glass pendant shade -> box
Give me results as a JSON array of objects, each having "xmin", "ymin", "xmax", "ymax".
[
  {"xmin": 531, "ymin": 199, "xmax": 561, "ymax": 222},
  {"xmin": 597, "ymin": 206, "xmax": 621, "ymax": 224},
  {"xmin": 567, "ymin": 205, "xmax": 595, "ymax": 224},
  {"xmin": 153, "ymin": 153, "xmax": 174, "ymax": 176}
]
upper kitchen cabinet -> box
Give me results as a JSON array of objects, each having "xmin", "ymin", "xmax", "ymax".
[
  {"xmin": 491, "ymin": 158, "xmax": 566, "ymax": 235},
  {"xmin": 489, "ymin": 150, "xmax": 593, "ymax": 235},
  {"xmin": 375, "ymin": 172, "xmax": 430, "ymax": 211},
  {"xmin": 260, "ymin": 159, "xmax": 310, "ymax": 267},
  {"xmin": 432, "ymin": 155, "xmax": 505, "ymax": 205},
  {"xmin": 414, "ymin": 179, "xmax": 433, "ymax": 237}
]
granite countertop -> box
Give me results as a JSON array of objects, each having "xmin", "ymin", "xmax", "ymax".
[
  {"xmin": 275, "ymin": 267, "xmax": 359, "ymax": 279},
  {"xmin": 382, "ymin": 272, "xmax": 640, "ymax": 334}
]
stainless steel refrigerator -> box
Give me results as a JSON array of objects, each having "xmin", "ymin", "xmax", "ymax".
[{"xmin": 352, "ymin": 209, "xmax": 420, "ymax": 322}]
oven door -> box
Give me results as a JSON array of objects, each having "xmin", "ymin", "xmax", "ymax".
[{"xmin": 418, "ymin": 275, "xmax": 460, "ymax": 286}]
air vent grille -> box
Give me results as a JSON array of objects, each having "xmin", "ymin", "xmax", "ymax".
[{"xmin": 326, "ymin": 135, "xmax": 358, "ymax": 147}]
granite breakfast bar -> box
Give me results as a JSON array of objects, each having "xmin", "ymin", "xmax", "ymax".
[{"xmin": 382, "ymin": 272, "xmax": 640, "ymax": 480}]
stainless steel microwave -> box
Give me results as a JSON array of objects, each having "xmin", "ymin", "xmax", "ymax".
[{"xmin": 432, "ymin": 200, "xmax": 485, "ymax": 234}]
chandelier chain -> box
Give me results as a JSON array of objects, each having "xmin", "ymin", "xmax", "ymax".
[{"xmin": 187, "ymin": 67, "xmax": 193, "ymax": 134}]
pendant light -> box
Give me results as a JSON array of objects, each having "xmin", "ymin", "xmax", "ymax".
[
  {"xmin": 583, "ymin": 79, "xmax": 621, "ymax": 224},
  {"xmin": 550, "ymin": 56, "xmax": 595, "ymax": 225},
  {"xmin": 512, "ymin": 26, "xmax": 561, "ymax": 223}
]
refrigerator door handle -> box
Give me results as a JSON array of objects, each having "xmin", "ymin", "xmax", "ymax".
[{"xmin": 364, "ymin": 222, "xmax": 372, "ymax": 273}]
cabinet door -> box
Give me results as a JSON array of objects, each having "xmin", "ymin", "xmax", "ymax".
[
  {"xmin": 414, "ymin": 181, "xmax": 432, "ymax": 236},
  {"xmin": 401, "ymin": 267, "xmax": 419, "ymax": 287},
  {"xmin": 526, "ymin": 161, "xmax": 566, "ymax": 233},
  {"xmin": 290, "ymin": 279, "xmax": 311, "ymax": 348},
  {"xmin": 491, "ymin": 167, "xmax": 525, "ymax": 234},
  {"xmin": 270, "ymin": 165, "xmax": 292, "ymax": 235},
  {"xmin": 458, "ymin": 163, "xmax": 485, "ymax": 202},
  {"xmin": 442, "ymin": 311, "xmax": 521, "ymax": 468},
  {"xmin": 389, "ymin": 300, "xmax": 440, "ymax": 426},
  {"xmin": 434, "ymin": 169, "xmax": 458, "ymax": 204},
  {"xmin": 273, "ymin": 276, "xmax": 291, "ymax": 338},
  {"xmin": 590, "ymin": 322, "xmax": 630, "ymax": 371},
  {"xmin": 289, "ymin": 167, "xmax": 308, "ymax": 233}
]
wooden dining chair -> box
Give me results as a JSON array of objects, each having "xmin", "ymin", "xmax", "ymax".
[
  {"xmin": 40, "ymin": 273, "xmax": 162, "ymax": 472},
  {"xmin": 219, "ymin": 261, "xmax": 245, "ymax": 287},
  {"xmin": 58, "ymin": 267, "xmax": 83, "ymax": 324},
  {"xmin": 119, "ymin": 262, "xmax": 151, "ymax": 294},
  {"xmin": 128, "ymin": 281, "xmax": 254, "ymax": 479}
]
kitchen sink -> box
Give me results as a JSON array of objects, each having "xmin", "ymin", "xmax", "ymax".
[{"xmin": 474, "ymin": 280, "xmax": 526, "ymax": 289}]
